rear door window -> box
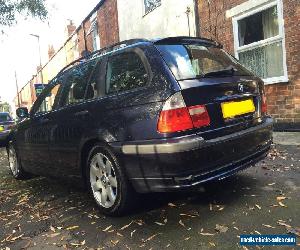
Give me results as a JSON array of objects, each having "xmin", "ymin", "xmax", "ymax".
[
  {"xmin": 106, "ymin": 52, "xmax": 148, "ymax": 94},
  {"xmin": 61, "ymin": 60, "xmax": 98, "ymax": 107}
]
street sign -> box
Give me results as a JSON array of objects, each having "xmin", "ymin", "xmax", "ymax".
[{"xmin": 34, "ymin": 84, "xmax": 47, "ymax": 97}]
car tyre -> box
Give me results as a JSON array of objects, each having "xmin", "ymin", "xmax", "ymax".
[
  {"xmin": 86, "ymin": 143, "xmax": 137, "ymax": 216},
  {"xmin": 8, "ymin": 144, "xmax": 28, "ymax": 180}
]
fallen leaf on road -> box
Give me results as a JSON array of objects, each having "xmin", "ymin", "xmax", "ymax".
[
  {"xmin": 130, "ymin": 229, "xmax": 136, "ymax": 238},
  {"xmin": 262, "ymin": 224, "xmax": 276, "ymax": 229},
  {"xmin": 255, "ymin": 204, "xmax": 261, "ymax": 210},
  {"xmin": 233, "ymin": 227, "xmax": 239, "ymax": 231},
  {"xmin": 50, "ymin": 225, "xmax": 56, "ymax": 232},
  {"xmin": 277, "ymin": 221, "xmax": 300, "ymax": 237},
  {"xmin": 111, "ymin": 240, "xmax": 119, "ymax": 246},
  {"xmin": 184, "ymin": 237, "xmax": 190, "ymax": 241},
  {"xmin": 209, "ymin": 242, "xmax": 216, "ymax": 247},
  {"xmin": 199, "ymin": 232, "xmax": 215, "ymax": 236},
  {"xmin": 9, "ymin": 234, "xmax": 24, "ymax": 242},
  {"xmin": 179, "ymin": 220, "xmax": 185, "ymax": 227},
  {"xmin": 254, "ymin": 230, "xmax": 261, "ymax": 235},
  {"xmin": 66, "ymin": 226, "xmax": 79, "ymax": 230},
  {"xmin": 135, "ymin": 220, "xmax": 144, "ymax": 226},
  {"xmin": 276, "ymin": 196, "xmax": 287, "ymax": 201},
  {"xmin": 143, "ymin": 233, "xmax": 160, "ymax": 242},
  {"xmin": 215, "ymin": 224, "xmax": 228, "ymax": 233},
  {"xmin": 278, "ymin": 201, "xmax": 287, "ymax": 207},
  {"xmin": 47, "ymin": 233, "xmax": 61, "ymax": 238},
  {"xmin": 120, "ymin": 221, "xmax": 133, "ymax": 230},
  {"xmin": 102, "ymin": 225, "xmax": 112, "ymax": 232},
  {"xmin": 180, "ymin": 213, "xmax": 197, "ymax": 218}
]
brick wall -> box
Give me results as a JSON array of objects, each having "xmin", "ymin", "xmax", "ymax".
[
  {"xmin": 76, "ymin": 0, "xmax": 119, "ymax": 56},
  {"xmin": 97, "ymin": 0, "xmax": 120, "ymax": 48},
  {"xmin": 197, "ymin": 0, "xmax": 300, "ymax": 127}
]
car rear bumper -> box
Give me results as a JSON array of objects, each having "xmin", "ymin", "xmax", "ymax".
[{"xmin": 110, "ymin": 117, "xmax": 273, "ymax": 193}]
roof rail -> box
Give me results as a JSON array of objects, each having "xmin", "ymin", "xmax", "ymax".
[
  {"xmin": 153, "ymin": 36, "xmax": 223, "ymax": 48},
  {"xmin": 56, "ymin": 39, "xmax": 149, "ymax": 77}
]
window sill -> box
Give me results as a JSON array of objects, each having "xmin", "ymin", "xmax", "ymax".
[{"xmin": 263, "ymin": 76, "xmax": 289, "ymax": 85}]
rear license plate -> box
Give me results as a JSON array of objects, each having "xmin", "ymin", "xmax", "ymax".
[
  {"xmin": 0, "ymin": 126, "xmax": 4, "ymax": 132},
  {"xmin": 221, "ymin": 99, "xmax": 255, "ymax": 119}
]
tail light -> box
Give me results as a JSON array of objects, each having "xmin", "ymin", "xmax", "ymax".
[
  {"xmin": 261, "ymin": 93, "xmax": 267, "ymax": 114},
  {"xmin": 158, "ymin": 92, "xmax": 210, "ymax": 133}
]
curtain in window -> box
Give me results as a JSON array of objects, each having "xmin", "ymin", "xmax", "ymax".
[{"xmin": 239, "ymin": 42, "xmax": 283, "ymax": 79}]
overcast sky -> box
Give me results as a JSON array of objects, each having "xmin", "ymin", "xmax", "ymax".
[{"xmin": 0, "ymin": 0, "xmax": 100, "ymax": 105}]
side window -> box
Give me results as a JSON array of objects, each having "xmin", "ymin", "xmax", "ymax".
[
  {"xmin": 62, "ymin": 60, "xmax": 97, "ymax": 106},
  {"xmin": 33, "ymin": 79, "xmax": 63, "ymax": 115},
  {"xmin": 106, "ymin": 52, "xmax": 148, "ymax": 94},
  {"xmin": 86, "ymin": 58, "xmax": 105, "ymax": 99}
]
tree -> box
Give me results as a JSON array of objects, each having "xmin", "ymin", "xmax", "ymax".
[{"xmin": 0, "ymin": 0, "xmax": 48, "ymax": 26}]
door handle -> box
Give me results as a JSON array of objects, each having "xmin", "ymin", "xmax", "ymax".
[{"xmin": 74, "ymin": 110, "xmax": 90, "ymax": 117}]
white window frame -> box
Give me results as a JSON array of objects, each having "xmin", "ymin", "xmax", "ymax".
[
  {"xmin": 232, "ymin": 0, "xmax": 288, "ymax": 84},
  {"xmin": 88, "ymin": 17, "xmax": 100, "ymax": 51},
  {"xmin": 143, "ymin": 0, "xmax": 161, "ymax": 16}
]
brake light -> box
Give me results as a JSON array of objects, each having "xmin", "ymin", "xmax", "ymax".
[
  {"xmin": 158, "ymin": 92, "xmax": 210, "ymax": 133},
  {"xmin": 262, "ymin": 94, "xmax": 267, "ymax": 114}
]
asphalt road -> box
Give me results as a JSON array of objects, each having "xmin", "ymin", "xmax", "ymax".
[{"xmin": 0, "ymin": 138, "xmax": 299, "ymax": 249}]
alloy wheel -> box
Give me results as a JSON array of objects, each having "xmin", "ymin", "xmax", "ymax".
[
  {"xmin": 90, "ymin": 153, "xmax": 118, "ymax": 208},
  {"xmin": 9, "ymin": 146, "xmax": 19, "ymax": 177}
]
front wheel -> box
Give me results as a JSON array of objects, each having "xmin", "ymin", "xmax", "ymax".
[
  {"xmin": 87, "ymin": 144, "xmax": 137, "ymax": 216},
  {"xmin": 8, "ymin": 144, "xmax": 28, "ymax": 179}
]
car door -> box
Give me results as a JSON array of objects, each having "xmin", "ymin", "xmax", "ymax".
[
  {"xmin": 16, "ymin": 78, "xmax": 64, "ymax": 175},
  {"xmin": 47, "ymin": 59, "xmax": 100, "ymax": 179}
]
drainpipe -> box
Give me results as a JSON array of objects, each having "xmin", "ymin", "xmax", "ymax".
[{"xmin": 193, "ymin": 0, "xmax": 201, "ymax": 37}]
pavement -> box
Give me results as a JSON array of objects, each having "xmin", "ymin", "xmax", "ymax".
[{"xmin": 0, "ymin": 132, "xmax": 299, "ymax": 250}]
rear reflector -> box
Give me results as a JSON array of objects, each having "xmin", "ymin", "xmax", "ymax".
[
  {"xmin": 188, "ymin": 105, "xmax": 211, "ymax": 128},
  {"xmin": 262, "ymin": 94, "xmax": 267, "ymax": 114},
  {"xmin": 158, "ymin": 92, "xmax": 210, "ymax": 133}
]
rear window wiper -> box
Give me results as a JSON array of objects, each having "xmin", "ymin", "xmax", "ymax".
[{"xmin": 203, "ymin": 66, "xmax": 237, "ymax": 77}]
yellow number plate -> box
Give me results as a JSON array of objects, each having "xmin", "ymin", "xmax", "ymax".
[
  {"xmin": 221, "ymin": 99, "xmax": 255, "ymax": 119},
  {"xmin": 0, "ymin": 126, "xmax": 4, "ymax": 132}
]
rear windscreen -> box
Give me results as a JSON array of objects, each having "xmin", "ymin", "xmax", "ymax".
[{"xmin": 156, "ymin": 44, "xmax": 252, "ymax": 80}]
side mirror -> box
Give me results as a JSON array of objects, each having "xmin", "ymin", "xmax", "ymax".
[{"xmin": 16, "ymin": 107, "xmax": 29, "ymax": 119}]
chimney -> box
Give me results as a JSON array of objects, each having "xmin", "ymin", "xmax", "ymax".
[
  {"xmin": 66, "ymin": 19, "xmax": 76, "ymax": 37},
  {"xmin": 48, "ymin": 45, "xmax": 55, "ymax": 59}
]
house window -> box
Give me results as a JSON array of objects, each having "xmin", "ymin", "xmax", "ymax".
[
  {"xmin": 144, "ymin": 0, "xmax": 161, "ymax": 15},
  {"xmin": 88, "ymin": 18, "xmax": 100, "ymax": 52},
  {"xmin": 233, "ymin": 0, "xmax": 287, "ymax": 84}
]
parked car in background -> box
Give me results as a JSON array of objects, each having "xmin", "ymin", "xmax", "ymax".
[
  {"xmin": 0, "ymin": 112, "xmax": 15, "ymax": 147},
  {"xmin": 7, "ymin": 37, "xmax": 273, "ymax": 216}
]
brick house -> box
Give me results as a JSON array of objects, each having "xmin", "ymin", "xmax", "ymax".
[
  {"xmin": 15, "ymin": 0, "xmax": 119, "ymax": 110},
  {"xmin": 196, "ymin": 0, "xmax": 300, "ymax": 130}
]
